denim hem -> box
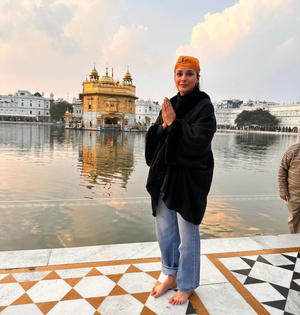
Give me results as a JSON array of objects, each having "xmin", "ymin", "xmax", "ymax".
[
  {"xmin": 162, "ymin": 263, "xmax": 178, "ymax": 276},
  {"xmin": 177, "ymin": 285, "xmax": 199, "ymax": 293}
]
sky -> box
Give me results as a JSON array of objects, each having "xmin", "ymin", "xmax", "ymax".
[{"xmin": 0, "ymin": 0, "xmax": 299, "ymax": 104}]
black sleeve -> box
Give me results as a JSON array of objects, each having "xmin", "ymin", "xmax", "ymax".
[
  {"xmin": 164, "ymin": 102, "xmax": 216, "ymax": 167},
  {"xmin": 145, "ymin": 110, "xmax": 166, "ymax": 166}
]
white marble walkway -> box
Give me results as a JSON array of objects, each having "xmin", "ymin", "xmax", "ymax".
[{"xmin": 0, "ymin": 234, "xmax": 299, "ymax": 315}]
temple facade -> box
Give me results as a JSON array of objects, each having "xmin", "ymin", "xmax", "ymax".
[{"xmin": 79, "ymin": 65, "xmax": 138, "ymax": 130}]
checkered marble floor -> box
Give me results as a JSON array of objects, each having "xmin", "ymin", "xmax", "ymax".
[
  {"xmin": 207, "ymin": 248, "xmax": 300, "ymax": 315},
  {"xmin": 1, "ymin": 236, "xmax": 300, "ymax": 315},
  {"xmin": 216, "ymin": 250, "xmax": 300, "ymax": 315},
  {"xmin": 0, "ymin": 258, "xmax": 200, "ymax": 315}
]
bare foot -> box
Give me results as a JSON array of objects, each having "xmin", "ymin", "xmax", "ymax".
[
  {"xmin": 151, "ymin": 275, "xmax": 177, "ymax": 298},
  {"xmin": 169, "ymin": 290, "xmax": 194, "ymax": 305}
]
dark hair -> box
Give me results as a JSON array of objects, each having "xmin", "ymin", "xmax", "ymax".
[{"xmin": 195, "ymin": 74, "xmax": 200, "ymax": 91}]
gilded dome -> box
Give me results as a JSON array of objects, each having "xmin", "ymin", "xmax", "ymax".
[
  {"xmin": 99, "ymin": 75, "xmax": 114, "ymax": 84},
  {"xmin": 97, "ymin": 113, "xmax": 102, "ymax": 119},
  {"xmin": 123, "ymin": 66, "xmax": 133, "ymax": 84},
  {"xmin": 124, "ymin": 71, "xmax": 132, "ymax": 79},
  {"xmin": 91, "ymin": 68, "xmax": 98, "ymax": 76},
  {"xmin": 99, "ymin": 67, "xmax": 115, "ymax": 85},
  {"xmin": 65, "ymin": 109, "xmax": 72, "ymax": 116},
  {"xmin": 124, "ymin": 115, "xmax": 129, "ymax": 120}
]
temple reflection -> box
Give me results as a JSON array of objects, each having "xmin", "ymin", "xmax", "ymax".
[
  {"xmin": 201, "ymin": 200, "xmax": 262, "ymax": 238},
  {"xmin": 79, "ymin": 131, "xmax": 135, "ymax": 189}
]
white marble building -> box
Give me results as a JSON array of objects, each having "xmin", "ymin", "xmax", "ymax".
[
  {"xmin": 72, "ymin": 98, "xmax": 83, "ymax": 119},
  {"xmin": 214, "ymin": 102, "xmax": 300, "ymax": 132},
  {"xmin": 135, "ymin": 99, "xmax": 161, "ymax": 125},
  {"xmin": 0, "ymin": 90, "xmax": 53, "ymax": 121},
  {"xmin": 268, "ymin": 103, "xmax": 300, "ymax": 132}
]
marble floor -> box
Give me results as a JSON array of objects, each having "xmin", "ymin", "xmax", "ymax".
[{"xmin": 0, "ymin": 234, "xmax": 299, "ymax": 315}]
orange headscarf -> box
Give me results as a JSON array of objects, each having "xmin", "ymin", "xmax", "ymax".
[{"xmin": 174, "ymin": 56, "xmax": 200, "ymax": 74}]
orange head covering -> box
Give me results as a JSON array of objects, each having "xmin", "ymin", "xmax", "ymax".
[{"xmin": 174, "ymin": 56, "xmax": 200, "ymax": 74}]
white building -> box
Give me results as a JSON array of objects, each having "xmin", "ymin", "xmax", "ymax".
[
  {"xmin": 72, "ymin": 98, "xmax": 83, "ymax": 119},
  {"xmin": 135, "ymin": 99, "xmax": 161, "ymax": 125},
  {"xmin": 214, "ymin": 101, "xmax": 300, "ymax": 132},
  {"xmin": 268, "ymin": 103, "xmax": 300, "ymax": 132},
  {"xmin": 0, "ymin": 90, "xmax": 53, "ymax": 122}
]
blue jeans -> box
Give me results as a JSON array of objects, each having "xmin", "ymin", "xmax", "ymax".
[{"xmin": 155, "ymin": 194, "xmax": 201, "ymax": 292}]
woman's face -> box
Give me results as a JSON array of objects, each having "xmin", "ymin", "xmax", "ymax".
[{"xmin": 174, "ymin": 66, "xmax": 199, "ymax": 96}]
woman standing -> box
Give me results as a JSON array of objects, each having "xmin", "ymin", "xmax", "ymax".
[{"xmin": 145, "ymin": 56, "xmax": 216, "ymax": 305}]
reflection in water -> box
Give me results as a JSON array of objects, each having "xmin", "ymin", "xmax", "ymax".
[
  {"xmin": 0, "ymin": 124, "xmax": 299, "ymax": 250},
  {"xmin": 79, "ymin": 131, "xmax": 134, "ymax": 191},
  {"xmin": 235, "ymin": 132, "xmax": 278, "ymax": 150},
  {"xmin": 202, "ymin": 200, "xmax": 244, "ymax": 239}
]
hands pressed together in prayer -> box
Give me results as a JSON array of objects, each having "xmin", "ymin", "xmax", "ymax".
[{"xmin": 162, "ymin": 97, "xmax": 176, "ymax": 129}]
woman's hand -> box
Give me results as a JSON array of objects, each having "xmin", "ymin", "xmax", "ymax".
[{"xmin": 162, "ymin": 97, "xmax": 176, "ymax": 128}]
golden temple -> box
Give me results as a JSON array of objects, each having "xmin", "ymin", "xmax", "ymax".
[{"xmin": 79, "ymin": 64, "xmax": 138, "ymax": 130}]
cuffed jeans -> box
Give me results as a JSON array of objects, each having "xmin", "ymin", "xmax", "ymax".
[{"xmin": 155, "ymin": 194, "xmax": 201, "ymax": 292}]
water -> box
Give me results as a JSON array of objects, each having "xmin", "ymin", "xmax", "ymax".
[{"xmin": 0, "ymin": 123, "xmax": 299, "ymax": 250}]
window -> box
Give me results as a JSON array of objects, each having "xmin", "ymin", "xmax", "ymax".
[
  {"xmin": 38, "ymin": 104, "xmax": 40, "ymax": 107},
  {"xmin": 139, "ymin": 116, "xmax": 141, "ymax": 119},
  {"xmin": 38, "ymin": 111, "xmax": 40, "ymax": 114},
  {"xmin": 89, "ymin": 104, "xmax": 91, "ymax": 109},
  {"xmin": 30, "ymin": 111, "xmax": 32, "ymax": 114},
  {"xmin": 21, "ymin": 103, "xmax": 24, "ymax": 106},
  {"xmin": 30, "ymin": 104, "xmax": 32, "ymax": 107},
  {"xmin": 46, "ymin": 105, "xmax": 48, "ymax": 108}
]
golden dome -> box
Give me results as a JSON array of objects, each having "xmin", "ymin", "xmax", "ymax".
[
  {"xmin": 123, "ymin": 66, "xmax": 133, "ymax": 84},
  {"xmin": 97, "ymin": 113, "xmax": 102, "ymax": 119},
  {"xmin": 124, "ymin": 115, "xmax": 129, "ymax": 120},
  {"xmin": 99, "ymin": 67, "xmax": 115, "ymax": 85},
  {"xmin": 124, "ymin": 71, "xmax": 132, "ymax": 79},
  {"xmin": 91, "ymin": 68, "xmax": 98, "ymax": 76},
  {"xmin": 99, "ymin": 75, "xmax": 114, "ymax": 84},
  {"xmin": 65, "ymin": 109, "xmax": 72, "ymax": 117}
]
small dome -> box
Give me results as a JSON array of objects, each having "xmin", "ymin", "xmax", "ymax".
[
  {"xmin": 124, "ymin": 115, "xmax": 129, "ymax": 120},
  {"xmin": 90, "ymin": 62, "xmax": 99, "ymax": 77},
  {"xmin": 91, "ymin": 68, "xmax": 98, "ymax": 76},
  {"xmin": 65, "ymin": 109, "xmax": 72, "ymax": 116},
  {"xmin": 123, "ymin": 67, "xmax": 133, "ymax": 84},
  {"xmin": 97, "ymin": 113, "xmax": 102, "ymax": 119},
  {"xmin": 124, "ymin": 71, "xmax": 132, "ymax": 79}
]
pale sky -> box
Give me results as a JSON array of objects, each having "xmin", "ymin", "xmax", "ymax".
[{"xmin": 0, "ymin": 0, "xmax": 299, "ymax": 104}]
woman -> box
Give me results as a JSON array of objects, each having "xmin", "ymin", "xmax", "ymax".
[{"xmin": 145, "ymin": 56, "xmax": 216, "ymax": 305}]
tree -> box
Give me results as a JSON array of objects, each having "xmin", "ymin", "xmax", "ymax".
[
  {"xmin": 50, "ymin": 101, "xmax": 73, "ymax": 121},
  {"xmin": 235, "ymin": 109, "xmax": 278, "ymax": 128}
]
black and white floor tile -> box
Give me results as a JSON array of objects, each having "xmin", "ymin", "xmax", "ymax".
[{"xmin": 220, "ymin": 251, "xmax": 300, "ymax": 315}]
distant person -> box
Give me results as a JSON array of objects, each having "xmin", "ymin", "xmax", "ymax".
[
  {"xmin": 278, "ymin": 142, "xmax": 300, "ymax": 233},
  {"xmin": 145, "ymin": 56, "xmax": 216, "ymax": 305}
]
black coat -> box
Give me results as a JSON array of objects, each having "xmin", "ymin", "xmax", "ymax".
[{"xmin": 145, "ymin": 89, "xmax": 216, "ymax": 225}]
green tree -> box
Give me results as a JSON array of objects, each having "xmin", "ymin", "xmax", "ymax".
[
  {"xmin": 235, "ymin": 109, "xmax": 278, "ymax": 127},
  {"xmin": 50, "ymin": 101, "xmax": 73, "ymax": 121}
]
